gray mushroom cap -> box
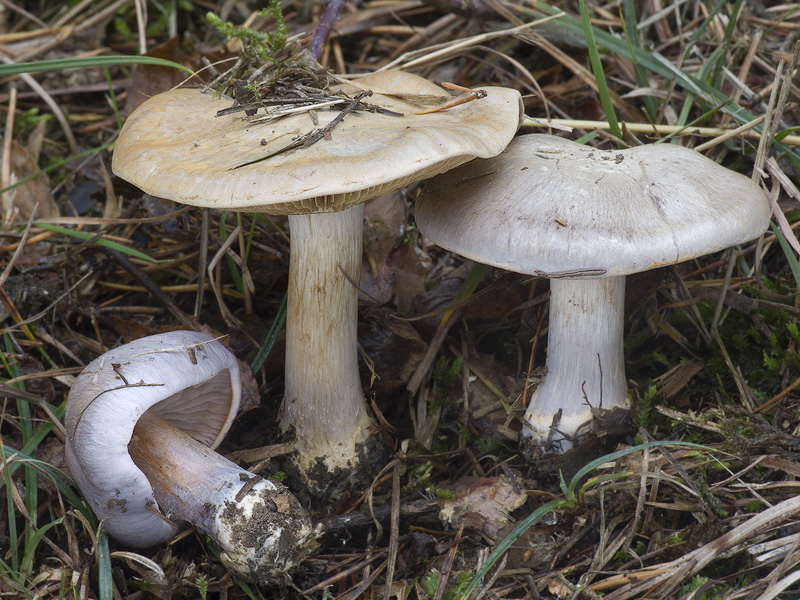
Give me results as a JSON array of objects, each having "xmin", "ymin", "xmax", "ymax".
[
  {"xmin": 415, "ymin": 134, "xmax": 770, "ymax": 278},
  {"xmin": 65, "ymin": 331, "xmax": 241, "ymax": 546}
]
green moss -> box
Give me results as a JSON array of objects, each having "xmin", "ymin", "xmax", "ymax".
[{"xmin": 207, "ymin": 0, "xmax": 287, "ymax": 62}]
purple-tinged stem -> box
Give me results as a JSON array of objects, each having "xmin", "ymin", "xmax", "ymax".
[{"xmin": 309, "ymin": 0, "xmax": 346, "ymax": 61}]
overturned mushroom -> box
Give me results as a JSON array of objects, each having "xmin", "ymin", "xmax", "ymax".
[
  {"xmin": 64, "ymin": 331, "xmax": 316, "ymax": 583},
  {"xmin": 112, "ymin": 70, "xmax": 523, "ymax": 494},
  {"xmin": 415, "ymin": 134, "xmax": 770, "ymax": 450}
]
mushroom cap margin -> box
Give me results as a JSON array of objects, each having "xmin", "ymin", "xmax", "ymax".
[{"xmin": 415, "ymin": 133, "xmax": 771, "ymax": 278}]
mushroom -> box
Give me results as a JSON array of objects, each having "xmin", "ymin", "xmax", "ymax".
[
  {"xmin": 64, "ymin": 331, "xmax": 316, "ymax": 583},
  {"xmin": 414, "ymin": 133, "xmax": 770, "ymax": 450},
  {"xmin": 111, "ymin": 70, "xmax": 523, "ymax": 492}
]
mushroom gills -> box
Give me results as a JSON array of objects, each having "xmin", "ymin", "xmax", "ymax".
[{"xmin": 129, "ymin": 411, "xmax": 316, "ymax": 583}]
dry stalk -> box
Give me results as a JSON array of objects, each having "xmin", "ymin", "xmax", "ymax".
[{"xmin": 596, "ymin": 494, "xmax": 800, "ymax": 599}]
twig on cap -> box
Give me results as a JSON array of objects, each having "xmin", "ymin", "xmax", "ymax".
[{"xmin": 232, "ymin": 91, "xmax": 372, "ymax": 168}]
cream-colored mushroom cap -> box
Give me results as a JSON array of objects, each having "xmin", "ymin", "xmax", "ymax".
[
  {"xmin": 415, "ymin": 134, "xmax": 770, "ymax": 277},
  {"xmin": 112, "ymin": 71, "xmax": 524, "ymax": 215}
]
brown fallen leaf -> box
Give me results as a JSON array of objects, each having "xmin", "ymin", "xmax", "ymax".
[
  {"xmin": 272, "ymin": 492, "xmax": 293, "ymax": 514},
  {"xmin": 359, "ymin": 191, "xmax": 409, "ymax": 306},
  {"xmin": 2, "ymin": 139, "xmax": 58, "ymax": 221},
  {"xmin": 124, "ymin": 37, "xmax": 189, "ymax": 115},
  {"xmin": 438, "ymin": 476, "xmax": 527, "ymax": 541},
  {"xmin": 360, "ymin": 307, "xmax": 426, "ymax": 394}
]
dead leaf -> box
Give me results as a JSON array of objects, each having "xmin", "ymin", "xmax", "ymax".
[
  {"xmin": 359, "ymin": 191, "xmax": 408, "ymax": 305},
  {"xmin": 360, "ymin": 307, "xmax": 426, "ymax": 394},
  {"xmin": 124, "ymin": 37, "xmax": 189, "ymax": 115},
  {"xmin": 272, "ymin": 492, "xmax": 292, "ymax": 514},
  {"xmin": 438, "ymin": 476, "xmax": 527, "ymax": 541},
  {"xmin": 2, "ymin": 139, "xmax": 58, "ymax": 221}
]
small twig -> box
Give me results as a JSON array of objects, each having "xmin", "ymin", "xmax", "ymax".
[
  {"xmin": 194, "ymin": 209, "xmax": 209, "ymax": 319},
  {"xmin": 0, "ymin": 0, "xmax": 48, "ymax": 28},
  {"xmin": 521, "ymin": 116, "xmax": 800, "ymax": 146},
  {"xmin": 383, "ymin": 463, "xmax": 401, "ymax": 600},
  {"xmin": 0, "ymin": 202, "xmax": 35, "ymax": 287},
  {"xmin": 103, "ymin": 248, "xmax": 197, "ymax": 330},
  {"xmin": 232, "ymin": 91, "xmax": 371, "ymax": 169},
  {"xmin": 207, "ymin": 226, "xmax": 243, "ymax": 327},
  {"xmin": 302, "ymin": 549, "xmax": 390, "ymax": 595},
  {"xmin": 433, "ymin": 524, "xmax": 464, "ymax": 600},
  {"xmin": 414, "ymin": 89, "xmax": 487, "ymax": 115},
  {"xmin": 215, "ymin": 95, "xmax": 343, "ymax": 117},
  {"xmin": 602, "ymin": 494, "xmax": 800, "ymax": 599},
  {"xmin": 234, "ymin": 474, "xmax": 263, "ymax": 502},
  {"xmin": 247, "ymin": 98, "xmax": 351, "ymax": 124},
  {"xmin": 309, "ymin": 0, "xmax": 346, "ymax": 61}
]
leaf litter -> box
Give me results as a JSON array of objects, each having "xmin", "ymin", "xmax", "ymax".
[{"xmin": 1, "ymin": 2, "xmax": 800, "ymax": 599}]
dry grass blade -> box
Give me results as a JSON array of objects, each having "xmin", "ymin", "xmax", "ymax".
[
  {"xmin": 521, "ymin": 117, "xmax": 800, "ymax": 146},
  {"xmin": 600, "ymin": 495, "xmax": 800, "ymax": 599}
]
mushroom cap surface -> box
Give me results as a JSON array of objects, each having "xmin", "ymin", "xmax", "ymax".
[
  {"xmin": 64, "ymin": 331, "xmax": 242, "ymax": 547},
  {"xmin": 112, "ymin": 71, "xmax": 523, "ymax": 215},
  {"xmin": 415, "ymin": 134, "xmax": 771, "ymax": 277}
]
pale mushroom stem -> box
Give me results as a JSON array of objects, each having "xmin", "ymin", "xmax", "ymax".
[
  {"xmin": 282, "ymin": 205, "xmax": 376, "ymax": 483},
  {"xmin": 129, "ymin": 411, "xmax": 315, "ymax": 582},
  {"xmin": 522, "ymin": 276, "xmax": 628, "ymax": 449}
]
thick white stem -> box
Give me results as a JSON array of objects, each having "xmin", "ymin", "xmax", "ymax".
[
  {"xmin": 522, "ymin": 276, "xmax": 628, "ymax": 449},
  {"xmin": 129, "ymin": 412, "xmax": 315, "ymax": 583},
  {"xmin": 282, "ymin": 206, "xmax": 375, "ymax": 479}
]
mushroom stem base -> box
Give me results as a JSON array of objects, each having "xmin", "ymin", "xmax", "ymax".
[
  {"xmin": 522, "ymin": 276, "xmax": 629, "ymax": 451},
  {"xmin": 130, "ymin": 411, "xmax": 316, "ymax": 582},
  {"xmin": 282, "ymin": 206, "xmax": 378, "ymax": 493}
]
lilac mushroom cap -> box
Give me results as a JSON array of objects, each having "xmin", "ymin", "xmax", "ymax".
[
  {"xmin": 112, "ymin": 71, "xmax": 524, "ymax": 493},
  {"xmin": 415, "ymin": 133, "xmax": 770, "ymax": 450},
  {"xmin": 64, "ymin": 331, "xmax": 316, "ymax": 582}
]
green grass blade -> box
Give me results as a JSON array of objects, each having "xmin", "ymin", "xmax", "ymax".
[
  {"xmin": 0, "ymin": 557, "xmax": 30, "ymax": 598},
  {"xmin": 710, "ymin": 0, "xmax": 744, "ymax": 89},
  {"xmin": 219, "ymin": 213, "xmax": 245, "ymax": 294},
  {"xmin": 776, "ymin": 126, "xmax": 800, "ymax": 142},
  {"xmin": 20, "ymin": 518, "xmax": 63, "ymax": 576},
  {"xmin": 770, "ymin": 222, "xmax": 800, "ymax": 291},
  {"xmin": 577, "ymin": 471, "xmax": 635, "ymax": 498},
  {"xmin": 460, "ymin": 498, "xmax": 565, "ymax": 599},
  {"xmin": 526, "ymin": 1, "xmax": 800, "ymax": 168},
  {"xmin": 1, "ymin": 444, "xmax": 19, "ymax": 573},
  {"xmin": 454, "ymin": 263, "xmax": 488, "ymax": 305},
  {"xmin": 622, "ymin": 0, "xmax": 658, "ymax": 122},
  {"xmin": 656, "ymin": 101, "xmax": 730, "ymax": 145},
  {"xmin": 578, "ymin": 0, "xmax": 621, "ymax": 140},
  {"xmin": 0, "ymin": 55, "xmax": 193, "ymax": 77},
  {"xmin": 443, "ymin": 262, "xmax": 489, "ymax": 327},
  {"xmin": 251, "ymin": 292, "xmax": 287, "ymax": 373},
  {"xmin": 567, "ymin": 440, "xmax": 711, "ymax": 497},
  {"xmin": 97, "ymin": 530, "xmax": 113, "ymax": 600},
  {"xmin": 2, "ymin": 335, "xmax": 39, "ymax": 557},
  {"xmin": 104, "ymin": 66, "xmax": 122, "ymax": 131},
  {"xmin": 0, "ymin": 446, "xmax": 95, "ymax": 525},
  {"xmin": 460, "ymin": 441, "xmax": 713, "ymax": 599},
  {"xmin": 34, "ymin": 224, "xmax": 165, "ymax": 264}
]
